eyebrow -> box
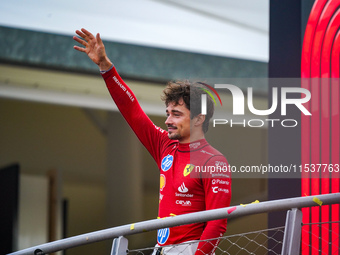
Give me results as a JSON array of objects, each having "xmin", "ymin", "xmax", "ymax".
[{"xmin": 166, "ymin": 109, "xmax": 183, "ymax": 114}]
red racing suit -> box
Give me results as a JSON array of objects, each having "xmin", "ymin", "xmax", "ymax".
[{"xmin": 102, "ymin": 66, "xmax": 231, "ymax": 255}]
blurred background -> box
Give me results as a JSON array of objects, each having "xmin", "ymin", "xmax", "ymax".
[{"xmin": 0, "ymin": 0, "xmax": 270, "ymax": 254}]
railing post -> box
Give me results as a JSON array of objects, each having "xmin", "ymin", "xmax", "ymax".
[
  {"xmin": 281, "ymin": 208, "xmax": 303, "ymax": 255},
  {"xmin": 111, "ymin": 236, "xmax": 128, "ymax": 255}
]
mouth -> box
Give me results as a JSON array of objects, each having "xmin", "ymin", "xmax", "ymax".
[{"xmin": 167, "ymin": 126, "xmax": 177, "ymax": 133}]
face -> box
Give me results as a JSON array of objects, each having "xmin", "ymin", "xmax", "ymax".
[{"xmin": 165, "ymin": 99, "xmax": 192, "ymax": 143}]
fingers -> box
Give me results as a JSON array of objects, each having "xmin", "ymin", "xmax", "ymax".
[
  {"xmin": 75, "ymin": 28, "xmax": 93, "ymax": 38},
  {"xmin": 81, "ymin": 28, "xmax": 94, "ymax": 38},
  {"xmin": 73, "ymin": 28, "xmax": 94, "ymax": 52},
  {"xmin": 73, "ymin": 28, "xmax": 99, "ymax": 54},
  {"xmin": 74, "ymin": 28, "xmax": 95, "ymax": 43},
  {"xmin": 73, "ymin": 35, "xmax": 86, "ymax": 45},
  {"xmin": 73, "ymin": 34, "xmax": 87, "ymax": 52},
  {"xmin": 96, "ymin": 33, "xmax": 104, "ymax": 46},
  {"xmin": 73, "ymin": 45, "xmax": 86, "ymax": 53},
  {"xmin": 75, "ymin": 29, "xmax": 86, "ymax": 39}
]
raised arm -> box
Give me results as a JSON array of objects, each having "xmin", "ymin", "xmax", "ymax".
[
  {"xmin": 73, "ymin": 29, "xmax": 170, "ymax": 165},
  {"xmin": 73, "ymin": 28, "xmax": 113, "ymax": 71}
]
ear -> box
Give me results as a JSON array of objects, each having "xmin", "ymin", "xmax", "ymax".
[{"xmin": 194, "ymin": 114, "xmax": 205, "ymax": 126}]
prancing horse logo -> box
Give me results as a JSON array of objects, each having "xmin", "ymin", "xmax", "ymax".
[{"xmin": 183, "ymin": 164, "xmax": 195, "ymax": 177}]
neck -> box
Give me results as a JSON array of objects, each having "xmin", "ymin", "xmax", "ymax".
[{"xmin": 179, "ymin": 131, "xmax": 205, "ymax": 144}]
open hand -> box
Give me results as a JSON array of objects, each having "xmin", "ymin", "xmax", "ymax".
[{"xmin": 73, "ymin": 28, "xmax": 112, "ymax": 70}]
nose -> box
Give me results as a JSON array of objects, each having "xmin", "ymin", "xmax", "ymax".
[{"xmin": 165, "ymin": 115, "xmax": 172, "ymax": 126}]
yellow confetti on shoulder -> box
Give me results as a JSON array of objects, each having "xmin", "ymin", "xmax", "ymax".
[
  {"xmin": 130, "ymin": 223, "xmax": 135, "ymax": 230},
  {"xmin": 170, "ymin": 213, "xmax": 177, "ymax": 217},
  {"xmin": 313, "ymin": 197, "xmax": 323, "ymax": 206}
]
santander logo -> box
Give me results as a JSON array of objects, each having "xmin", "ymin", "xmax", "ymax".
[{"xmin": 178, "ymin": 183, "xmax": 188, "ymax": 193}]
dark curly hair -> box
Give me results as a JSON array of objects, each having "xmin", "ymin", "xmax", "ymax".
[{"xmin": 161, "ymin": 80, "xmax": 215, "ymax": 133}]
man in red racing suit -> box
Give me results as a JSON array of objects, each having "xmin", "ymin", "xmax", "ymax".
[{"xmin": 73, "ymin": 28, "xmax": 231, "ymax": 255}]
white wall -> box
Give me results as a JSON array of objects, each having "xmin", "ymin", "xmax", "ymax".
[{"xmin": 18, "ymin": 174, "xmax": 48, "ymax": 250}]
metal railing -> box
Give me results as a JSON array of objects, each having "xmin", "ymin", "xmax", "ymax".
[
  {"xmin": 126, "ymin": 226, "xmax": 286, "ymax": 255},
  {"xmin": 8, "ymin": 193, "xmax": 340, "ymax": 255}
]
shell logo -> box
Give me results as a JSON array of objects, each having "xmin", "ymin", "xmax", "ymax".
[{"xmin": 160, "ymin": 174, "xmax": 166, "ymax": 191}]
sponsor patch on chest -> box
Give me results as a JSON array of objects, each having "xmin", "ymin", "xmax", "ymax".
[
  {"xmin": 183, "ymin": 164, "xmax": 195, "ymax": 176},
  {"xmin": 161, "ymin": 155, "xmax": 173, "ymax": 171}
]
